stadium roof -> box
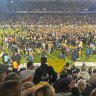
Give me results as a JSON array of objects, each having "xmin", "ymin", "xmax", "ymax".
[{"xmin": 20, "ymin": 0, "xmax": 96, "ymax": 1}]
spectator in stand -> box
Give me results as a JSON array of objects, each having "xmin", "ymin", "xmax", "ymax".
[
  {"xmin": 34, "ymin": 82, "xmax": 55, "ymax": 96},
  {"xmin": 77, "ymin": 79, "xmax": 86, "ymax": 96},
  {"xmin": 87, "ymin": 67, "xmax": 93, "ymax": 75},
  {"xmin": 83, "ymin": 73, "xmax": 96, "ymax": 96},
  {"xmin": 22, "ymin": 82, "xmax": 55, "ymax": 96},
  {"xmin": 79, "ymin": 63, "xmax": 90, "ymax": 82},
  {"xmin": 22, "ymin": 81, "xmax": 34, "ymax": 91},
  {"xmin": 0, "ymin": 72, "xmax": 21, "ymax": 96},
  {"xmin": 90, "ymin": 88, "xmax": 96, "ymax": 96},
  {"xmin": 72, "ymin": 68, "xmax": 80, "ymax": 81},
  {"xmin": 21, "ymin": 82, "xmax": 34, "ymax": 96},
  {"xmin": 64, "ymin": 62, "xmax": 72, "ymax": 72},
  {"xmin": 0, "ymin": 64, "xmax": 9, "ymax": 84},
  {"xmin": 60, "ymin": 70, "xmax": 68, "ymax": 79},
  {"xmin": 20, "ymin": 62, "xmax": 35, "ymax": 81},
  {"xmin": 54, "ymin": 78, "xmax": 80, "ymax": 96},
  {"xmin": 33, "ymin": 57, "xmax": 57, "ymax": 84},
  {"xmin": 93, "ymin": 68, "xmax": 96, "ymax": 73}
]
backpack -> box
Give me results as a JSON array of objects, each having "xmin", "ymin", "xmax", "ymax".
[{"xmin": 40, "ymin": 66, "xmax": 50, "ymax": 82}]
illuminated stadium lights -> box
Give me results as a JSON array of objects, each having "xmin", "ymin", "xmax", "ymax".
[
  {"xmin": 10, "ymin": 0, "xmax": 14, "ymax": 3},
  {"xmin": 0, "ymin": 0, "xmax": 96, "ymax": 13},
  {"xmin": 10, "ymin": 0, "xmax": 14, "ymax": 12}
]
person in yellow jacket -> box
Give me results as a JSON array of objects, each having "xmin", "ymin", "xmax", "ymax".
[{"xmin": 12, "ymin": 61, "xmax": 18, "ymax": 70}]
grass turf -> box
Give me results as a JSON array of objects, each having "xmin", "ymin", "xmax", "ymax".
[{"xmin": 0, "ymin": 29, "xmax": 96, "ymax": 66}]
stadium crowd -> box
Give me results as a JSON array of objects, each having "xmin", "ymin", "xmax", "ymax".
[
  {"xmin": 0, "ymin": 13, "xmax": 96, "ymax": 64},
  {"xmin": 1, "ymin": 14, "xmax": 96, "ymax": 25},
  {"xmin": 0, "ymin": 0, "xmax": 96, "ymax": 96},
  {"xmin": 0, "ymin": 57, "xmax": 96, "ymax": 96},
  {"xmin": 0, "ymin": 12, "xmax": 96, "ymax": 96},
  {"xmin": 7, "ymin": 1, "xmax": 96, "ymax": 12}
]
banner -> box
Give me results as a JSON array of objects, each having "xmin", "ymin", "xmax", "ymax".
[
  {"xmin": 75, "ymin": 62, "xmax": 96, "ymax": 67},
  {"xmin": 48, "ymin": 59, "xmax": 65, "ymax": 73}
]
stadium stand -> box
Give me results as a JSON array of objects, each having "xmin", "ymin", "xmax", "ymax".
[{"xmin": 0, "ymin": 0, "xmax": 96, "ymax": 96}]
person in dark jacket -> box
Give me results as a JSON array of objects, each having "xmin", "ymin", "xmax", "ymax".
[
  {"xmin": 33, "ymin": 57, "xmax": 57, "ymax": 84},
  {"xmin": 0, "ymin": 64, "xmax": 9, "ymax": 84},
  {"xmin": 54, "ymin": 78, "xmax": 80, "ymax": 96}
]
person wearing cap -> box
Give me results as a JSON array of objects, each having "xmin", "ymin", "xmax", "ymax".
[
  {"xmin": 20, "ymin": 62, "xmax": 35, "ymax": 80},
  {"xmin": 33, "ymin": 57, "xmax": 57, "ymax": 84},
  {"xmin": 0, "ymin": 64, "xmax": 9, "ymax": 84}
]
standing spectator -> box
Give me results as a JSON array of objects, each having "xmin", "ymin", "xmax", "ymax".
[
  {"xmin": 72, "ymin": 48, "xmax": 77, "ymax": 62},
  {"xmin": 2, "ymin": 52, "xmax": 10, "ymax": 64},
  {"xmin": 15, "ymin": 53, "xmax": 21, "ymax": 65},
  {"xmin": 0, "ymin": 64, "xmax": 9, "ymax": 84},
  {"xmin": 86, "ymin": 47, "xmax": 91, "ymax": 59},
  {"xmin": 12, "ymin": 60, "xmax": 19, "ymax": 70},
  {"xmin": 20, "ymin": 62, "xmax": 35, "ymax": 80},
  {"xmin": 33, "ymin": 57, "xmax": 57, "ymax": 84},
  {"xmin": 11, "ymin": 52, "xmax": 17, "ymax": 62},
  {"xmin": 79, "ymin": 65, "xmax": 90, "ymax": 82}
]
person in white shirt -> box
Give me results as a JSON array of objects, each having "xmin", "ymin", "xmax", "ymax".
[{"xmin": 20, "ymin": 62, "xmax": 35, "ymax": 80}]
